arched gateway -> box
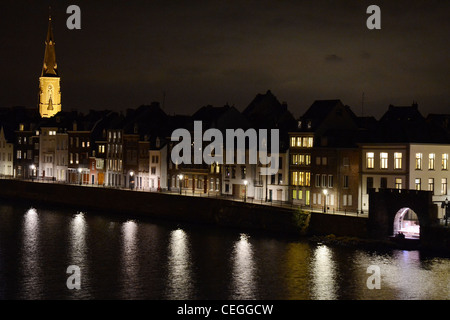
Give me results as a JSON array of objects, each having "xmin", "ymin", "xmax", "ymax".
[
  {"xmin": 393, "ymin": 208, "xmax": 420, "ymax": 238},
  {"xmin": 368, "ymin": 189, "xmax": 437, "ymax": 240}
]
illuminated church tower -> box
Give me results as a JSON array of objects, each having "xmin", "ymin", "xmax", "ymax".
[{"xmin": 38, "ymin": 13, "xmax": 61, "ymax": 118}]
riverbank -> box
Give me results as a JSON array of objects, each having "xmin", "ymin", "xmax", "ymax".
[
  {"xmin": 1, "ymin": 179, "xmax": 448, "ymax": 255},
  {"xmin": 0, "ymin": 179, "xmax": 305, "ymax": 236}
]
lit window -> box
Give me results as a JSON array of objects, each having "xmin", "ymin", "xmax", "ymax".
[
  {"xmin": 380, "ymin": 152, "xmax": 388, "ymax": 169},
  {"xmin": 366, "ymin": 152, "xmax": 374, "ymax": 169},
  {"xmin": 428, "ymin": 178, "xmax": 434, "ymax": 193},
  {"xmin": 305, "ymin": 172, "xmax": 310, "ymax": 186},
  {"xmin": 443, "ymin": 154, "xmax": 448, "ymax": 170},
  {"xmin": 298, "ymin": 172, "xmax": 304, "ymax": 186},
  {"xmin": 296, "ymin": 137, "xmax": 302, "ymax": 147},
  {"xmin": 415, "ymin": 153, "xmax": 422, "ymax": 170},
  {"xmin": 395, "ymin": 178, "xmax": 402, "ymax": 189},
  {"xmin": 305, "ymin": 155, "xmax": 311, "ymax": 165},
  {"xmin": 415, "ymin": 178, "xmax": 421, "ymax": 190},
  {"xmin": 442, "ymin": 178, "xmax": 447, "ymax": 195},
  {"xmin": 299, "ymin": 154, "xmax": 305, "ymax": 165},
  {"xmin": 290, "ymin": 137, "xmax": 296, "ymax": 147},
  {"xmin": 322, "ymin": 157, "xmax": 327, "ymax": 166},
  {"xmin": 394, "ymin": 152, "xmax": 402, "ymax": 169},
  {"xmin": 429, "ymin": 153, "xmax": 435, "ymax": 170},
  {"xmin": 292, "ymin": 172, "xmax": 298, "ymax": 186}
]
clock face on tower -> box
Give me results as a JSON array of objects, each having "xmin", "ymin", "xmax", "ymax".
[{"xmin": 48, "ymin": 84, "xmax": 53, "ymax": 99}]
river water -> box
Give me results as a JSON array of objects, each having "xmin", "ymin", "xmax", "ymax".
[{"xmin": 0, "ymin": 201, "xmax": 448, "ymax": 300}]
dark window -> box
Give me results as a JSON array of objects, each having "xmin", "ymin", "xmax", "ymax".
[
  {"xmin": 380, "ymin": 177, "xmax": 387, "ymax": 189},
  {"xmin": 366, "ymin": 177, "xmax": 373, "ymax": 193}
]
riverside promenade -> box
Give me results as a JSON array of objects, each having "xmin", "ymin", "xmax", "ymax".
[{"xmin": 0, "ymin": 178, "xmax": 368, "ymax": 238}]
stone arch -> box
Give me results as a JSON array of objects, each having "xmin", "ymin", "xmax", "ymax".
[
  {"xmin": 393, "ymin": 207, "xmax": 420, "ymax": 239},
  {"xmin": 368, "ymin": 189, "xmax": 437, "ymax": 240}
]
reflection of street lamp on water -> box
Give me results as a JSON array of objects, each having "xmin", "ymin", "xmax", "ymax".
[
  {"xmin": 323, "ymin": 189, "xmax": 328, "ymax": 213},
  {"xmin": 178, "ymin": 174, "xmax": 184, "ymax": 194},
  {"xmin": 244, "ymin": 180, "xmax": 248, "ymax": 202}
]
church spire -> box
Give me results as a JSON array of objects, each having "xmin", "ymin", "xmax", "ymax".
[
  {"xmin": 38, "ymin": 8, "xmax": 62, "ymax": 118},
  {"xmin": 41, "ymin": 9, "xmax": 58, "ymax": 77}
]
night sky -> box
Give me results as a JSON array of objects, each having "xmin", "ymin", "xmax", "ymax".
[{"xmin": 1, "ymin": 0, "xmax": 449, "ymax": 119}]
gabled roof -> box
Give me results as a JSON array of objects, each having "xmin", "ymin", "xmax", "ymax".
[
  {"xmin": 379, "ymin": 103, "xmax": 424, "ymax": 122},
  {"xmin": 242, "ymin": 90, "xmax": 296, "ymax": 131},
  {"xmin": 298, "ymin": 99, "xmax": 358, "ymax": 133}
]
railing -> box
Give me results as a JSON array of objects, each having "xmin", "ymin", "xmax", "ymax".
[{"xmin": 4, "ymin": 177, "xmax": 368, "ymax": 217}]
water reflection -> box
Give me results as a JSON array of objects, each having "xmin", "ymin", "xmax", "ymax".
[
  {"xmin": 310, "ymin": 245, "xmax": 337, "ymax": 300},
  {"xmin": 166, "ymin": 228, "xmax": 194, "ymax": 299},
  {"xmin": 1, "ymin": 203, "xmax": 449, "ymax": 299},
  {"xmin": 120, "ymin": 220, "xmax": 140, "ymax": 298},
  {"xmin": 230, "ymin": 233, "xmax": 256, "ymax": 299},
  {"xmin": 20, "ymin": 208, "xmax": 42, "ymax": 299},
  {"xmin": 284, "ymin": 243, "xmax": 311, "ymax": 299},
  {"xmin": 70, "ymin": 212, "xmax": 87, "ymax": 265},
  {"xmin": 68, "ymin": 212, "xmax": 90, "ymax": 297}
]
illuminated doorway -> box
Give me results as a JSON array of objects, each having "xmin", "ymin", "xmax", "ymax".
[{"xmin": 393, "ymin": 208, "xmax": 420, "ymax": 239}]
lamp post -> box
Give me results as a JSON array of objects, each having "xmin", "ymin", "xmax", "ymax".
[
  {"xmin": 441, "ymin": 197, "xmax": 449, "ymax": 226},
  {"xmin": 244, "ymin": 180, "xmax": 248, "ymax": 202},
  {"xmin": 129, "ymin": 171, "xmax": 134, "ymax": 190},
  {"xmin": 178, "ymin": 174, "xmax": 184, "ymax": 195},
  {"xmin": 78, "ymin": 168, "xmax": 82, "ymax": 185},
  {"xmin": 323, "ymin": 189, "xmax": 328, "ymax": 213},
  {"xmin": 30, "ymin": 164, "xmax": 36, "ymax": 182}
]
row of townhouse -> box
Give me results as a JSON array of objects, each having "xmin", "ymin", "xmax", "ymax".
[
  {"xmin": 288, "ymin": 100, "xmax": 450, "ymax": 220},
  {"xmin": 0, "ymin": 91, "xmax": 294, "ymax": 198}
]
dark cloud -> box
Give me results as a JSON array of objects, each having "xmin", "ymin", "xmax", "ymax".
[
  {"xmin": 325, "ymin": 54, "xmax": 343, "ymax": 63},
  {"xmin": 0, "ymin": 0, "xmax": 449, "ymax": 119},
  {"xmin": 360, "ymin": 51, "xmax": 371, "ymax": 59}
]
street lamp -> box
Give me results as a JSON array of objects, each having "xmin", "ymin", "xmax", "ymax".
[
  {"xmin": 129, "ymin": 171, "xmax": 134, "ymax": 190},
  {"xmin": 441, "ymin": 197, "xmax": 449, "ymax": 226},
  {"xmin": 323, "ymin": 189, "xmax": 328, "ymax": 213},
  {"xmin": 78, "ymin": 168, "xmax": 82, "ymax": 185},
  {"xmin": 178, "ymin": 174, "xmax": 184, "ymax": 194},
  {"xmin": 30, "ymin": 164, "xmax": 36, "ymax": 181},
  {"xmin": 244, "ymin": 180, "xmax": 248, "ymax": 202}
]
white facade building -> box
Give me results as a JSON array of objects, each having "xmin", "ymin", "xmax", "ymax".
[
  {"xmin": 266, "ymin": 152, "xmax": 290, "ymax": 202},
  {"xmin": 149, "ymin": 144, "xmax": 167, "ymax": 191},
  {"xmin": 39, "ymin": 127, "xmax": 68, "ymax": 180},
  {"xmin": 360, "ymin": 144, "xmax": 408, "ymax": 212},
  {"xmin": 0, "ymin": 127, "xmax": 13, "ymax": 177},
  {"xmin": 409, "ymin": 144, "xmax": 450, "ymax": 219}
]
